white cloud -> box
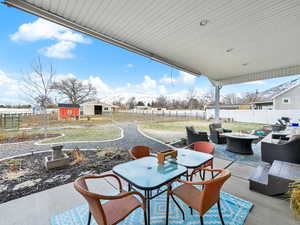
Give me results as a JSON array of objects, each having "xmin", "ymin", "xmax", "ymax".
[
  {"xmin": 125, "ymin": 64, "xmax": 134, "ymax": 68},
  {"xmin": 39, "ymin": 41, "xmax": 76, "ymax": 59},
  {"xmin": 160, "ymin": 71, "xmax": 196, "ymax": 85},
  {"xmin": 0, "ymin": 71, "xmax": 167, "ymax": 105},
  {"xmin": 10, "ymin": 18, "xmax": 90, "ymax": 59},
  {"xmin": 179, "ymin": 71, "xmax": 197, "ymax": 84},
  {"xmin": 160, "ymin": 75, "xmax": 174, "ymax": 84},
  {"xmin": 139, "ymin": 75, "xmax": 157, "ymax": 90},
  {"xmin": 87, "ymin": 76, "xmax": 111, "ymax": 94},
  {"xmin": 0, "ymin": 70, "xmax": 24, "ymax": 104},
  {"xmin": 10, "ymin": 18, "xmax": 90, "ymax": 43},
  {"xmin": 53, "ymin": 73, "xmax": 76, "ymax": 82}
]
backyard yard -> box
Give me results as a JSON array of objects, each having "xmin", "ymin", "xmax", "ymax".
[
  {"xmin": 0, "ymin": 125, "xmax": 121, "ymax": 144},
  {"xmin": 140, "ymin": 120, "xmax": 265, "ymax": 143}
]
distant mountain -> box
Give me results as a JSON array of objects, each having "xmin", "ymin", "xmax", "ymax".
[{"xmin": 258, "ymin": 78, "xmax": 300, "ymax": 100}]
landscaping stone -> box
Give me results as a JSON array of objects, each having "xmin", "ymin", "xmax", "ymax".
[
  {"xmin": 13, "ymin": 179, "xmax": 41, "ymax": 191},
  {"xmin": 0, "ymin": 149, "xmax": 130, "ymax": 204},
  {"xmin": 45, "ymin": 175, "xmax": 71, "ymax": 183},
  {"xmin": 0, "ymin": 185, "xmax": 7, "ymax": 192}
]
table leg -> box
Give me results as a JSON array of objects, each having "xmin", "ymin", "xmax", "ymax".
[
  {"xmin": 128, "ymin": 183, "xmax": 131, "ymax": 191},
  {"xmin": 147, "ymin": 190, "xmax": 151, "ymax": 225},
  {"xmin": 145, "ymin": 190, "xmax": 151, "ymax": 225}
]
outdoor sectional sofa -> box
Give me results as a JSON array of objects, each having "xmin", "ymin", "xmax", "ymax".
[{"xmin": 261, "ymin": 135, "xmax": 300, "ymax": 164}]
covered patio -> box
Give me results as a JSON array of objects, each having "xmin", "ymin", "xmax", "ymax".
[
  {"xmin": 0, "ymin": 159, "xmax": 296, "ymax": 225},
  {"xmin": 2, "ymin": 0, "xmax": 300, "ymax": 225}
]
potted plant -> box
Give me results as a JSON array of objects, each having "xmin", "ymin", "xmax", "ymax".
[{"xmin": 288, "ymin": 180, "xmax": 300, "ymax": 220}]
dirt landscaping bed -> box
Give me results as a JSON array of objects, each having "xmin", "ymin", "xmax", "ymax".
[
  {"xmin": 0, "ymin": 149, "xmax": 129, "ymax": 204},
  {"xmin": 0, "ymin": 133, "xmax": 61, "ymax": 144}
]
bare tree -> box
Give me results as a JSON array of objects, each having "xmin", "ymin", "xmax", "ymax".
[
  {"xmin": 222, "ymin": 93, "xmax": 241, "ymax": 105},
  {"xmin": 52, "ymin": 78, "xmax": 97, "ymax": 104},
  {"xmin": 241, "ymin": 90, "xmax": 260, "ymax": 104},
  {"xmin": 126, "ymin": 97, "xmax": 136, "ymax": 109},
  {"xmin": 22, "ymin": 57, "xmax": 54, "ymax": 108},
  {"xmin": 202, "ymin": 88, "xmax": 215, "ymax": 105},
  {"xmin": 154, "ymin": 95, "xmax": 168, "ymax": 108},
  {"xmin": 186, "ymin": 88, "xmax": 197, "ymax": 109},
  {"xmin": 112, "ymin": 97, "xmax": 124, "ymax": 106},
  {"xmin": 22, "ymin": 57, "xmax": 55, "ymax": 136}
]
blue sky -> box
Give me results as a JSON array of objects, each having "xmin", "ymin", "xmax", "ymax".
[{"xmin": 0, "ymin": 4, "xmax": 299, "ymax": 105}]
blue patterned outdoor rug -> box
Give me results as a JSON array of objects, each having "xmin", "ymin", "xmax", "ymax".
[
  {"xmin": 51, "ymin": 192, "xmax": 253, "ymax": 225},
  {"xmin": 214, "ymin": 143, "xmax": 262, "ymax": 167}
]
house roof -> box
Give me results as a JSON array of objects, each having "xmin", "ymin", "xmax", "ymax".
[
  {"xmin": 4, "ymin": 0, "xmax": 300, "ymax": 85},
  {"xmin": 252, "ymin": 101, "xmax": 273, "ymax": 105},
  {"xmin": 58, "ymin": 103, "xmax": 80, "ymax": 108},
  {"xmin": 81, "ymin": 100, "xmax": 119, "ymax": 108},
  {"xmin": 271, "ymin": 79, "xmax": 300, "ymax": 99},
  {"xmin": 257, "ymin": 78, "xmax": 300, "ymax": 101}
]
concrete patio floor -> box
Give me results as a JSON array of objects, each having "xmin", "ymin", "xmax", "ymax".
[{"xmin": 0, "ymin": 157, "xmax": 298, "ymax": 225}]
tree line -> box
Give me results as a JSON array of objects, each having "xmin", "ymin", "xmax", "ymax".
[
  {"xmin": 22, "ymin": 58, "xmax": 263, "ymax": 111},
  {"xmin": 113, "ymin": 89, "xmax": 262, "ymax": 110}
]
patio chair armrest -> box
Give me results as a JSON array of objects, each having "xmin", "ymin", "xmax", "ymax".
[
  {"xmin": 223, "ymin": 129, "xmax": 232, "ymax": 133},
  {"xmin": 200, "ymin": 168, "xmax": 222, "ymax": 172},
  {"xmin": 185, "ymin": 143, "xmax": 194, "ymax": 149},
  {"xmin": 174, "ymin": 178, "xmax": 210, "ymax": 185},
  {"xmin": 84, "ymin": 174, "xmax": 123, "ymax": 192}
]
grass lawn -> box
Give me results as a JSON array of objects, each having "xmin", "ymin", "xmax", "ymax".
[
  {"xmin": 0, "ymin": 126, "xmax": 121, "ymax": 144},
  {"xmin": 21, "ymin": 115, "xmax": 112, "ymax": 128},
  {"xmin": 41, "ymin": 126, "xmax": 121, "ymax": 143},
  {"xmin": 140, "ymin": 120, "xmax": 266, "ymax": 143}
]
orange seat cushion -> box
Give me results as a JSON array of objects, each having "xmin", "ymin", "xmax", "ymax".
[
  {"xmin": 172, "ymin": 184, "xmax": 203, "ymax": 212},
  {"xmin": 102, "ymin": 194, "xmax": 142, "ymax": 225}
]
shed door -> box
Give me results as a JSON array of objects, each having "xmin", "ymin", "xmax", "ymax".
[{"xmin": 94, "ymin": 105, "xmax": 102, "ymax": 115}]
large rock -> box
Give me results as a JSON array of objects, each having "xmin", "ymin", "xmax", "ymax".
[{"xmin": 13, "ymin": 179, "xmax": 41, "ymax": 191}]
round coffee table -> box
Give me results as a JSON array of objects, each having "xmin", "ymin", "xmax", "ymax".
[{"xmin": 222, "ymin": 133, "xmax": 258, "ymax": 154}]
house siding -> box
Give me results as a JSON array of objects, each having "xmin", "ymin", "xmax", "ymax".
[{"xmin": 274, "ymin": 85, "xmax": 300, "ymax": 110}]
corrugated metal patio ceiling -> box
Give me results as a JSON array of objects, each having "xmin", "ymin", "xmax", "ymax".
[{"xmin": 4, "ymin": 0, "xmax": 300, "ymax": 85}]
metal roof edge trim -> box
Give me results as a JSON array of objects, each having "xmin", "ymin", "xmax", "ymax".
[{"xmin": 219, "ymin": 64, "xmax": 300, "ymax": 86}]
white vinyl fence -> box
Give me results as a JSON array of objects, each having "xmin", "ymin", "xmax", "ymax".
[
  {"xmin": 120, "ymin": 109, "xmax": 206, "ymax": 118},
  {"xmin": 0, "ymin": 108, "xmax": 58, "ymax": 115},
  {"xmin": 121, "ymin": 109, "xmax": 300, "ymax": 124},
  {"xmin": 206, "ymin": 109, "xmax": 300, "ymax": 124}
]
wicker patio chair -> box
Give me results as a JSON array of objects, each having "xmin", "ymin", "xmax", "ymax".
[
  {"xmin": 74, "ymin": 174, "xmax": 147, "ymax": 225},
  {"xmin": 166, "ymin": 168, "xmax": 231, "ymax": 225}
]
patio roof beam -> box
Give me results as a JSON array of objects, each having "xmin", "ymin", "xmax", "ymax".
[{"xmin": 3, "ymin": 0, "xmax": 203, "ymax": 77}]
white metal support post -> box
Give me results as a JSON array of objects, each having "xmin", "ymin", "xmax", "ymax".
[{"xmin": 215, "ymin": 85, "xmax": 221, "ymax": 121}]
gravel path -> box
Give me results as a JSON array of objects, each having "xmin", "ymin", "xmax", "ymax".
[{"xmin": 0, "ymin": 123, "xmax": 169, "ymax": 159}]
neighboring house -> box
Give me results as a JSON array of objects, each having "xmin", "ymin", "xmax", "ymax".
[
  {"xmin": 58, "ymin": 104, "xmax": 80, "ymax": 120},
  {"xmin": 204, "ymin": 104, "xmax": 251, "ymax": 110},
  {"xmin": 80, "ymin": 101, "xmax": 119, "ymax": 116},
  {"xmin": 135, "ymin": 106, "xmax": 150, "ymax": 110},
  {"xmin": 252, "ymin": 101, "xmax": 273, "ymax": 110},
  {"xmin": 273, "ymin": 84, "xmax": 300, "ymax": 110},
  {"xmin": 253, "ymin": 78, "xmax": 300, "ymax": 110}
]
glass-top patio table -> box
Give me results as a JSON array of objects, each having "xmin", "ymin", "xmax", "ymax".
[
  {"xmin": 113, "ymin": 156, "xmax": 187, "ymax": 225},
  {"xmin": 113, "ymin": 148, "xmax": 213, "ymax": 225},
  {"xmin": 170, "ymin": 148, "xmax": 213, "ymax": 169}
]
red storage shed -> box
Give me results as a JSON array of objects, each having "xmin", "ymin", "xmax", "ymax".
[{"xmin": 58, "ymin": 103, "xmax": 80, "ymax": 120}]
